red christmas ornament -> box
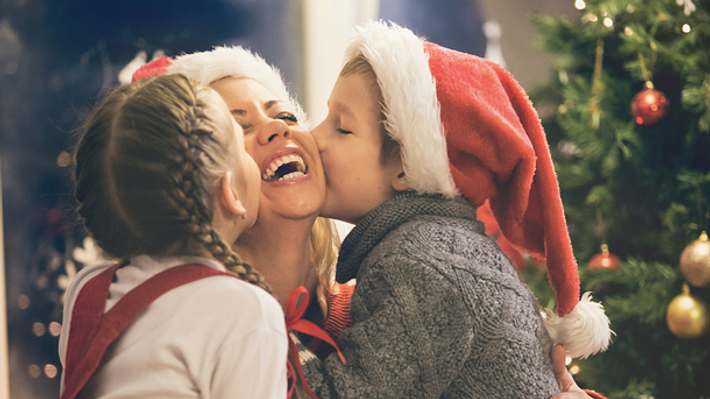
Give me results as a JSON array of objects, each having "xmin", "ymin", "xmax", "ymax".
[
  {"xmin": 589, "ymin": 243, "xmax": 621, "ymax": 270},
  {"xmin": 630, "ymin": 85, "xmax": 669, "ymax": 126}
]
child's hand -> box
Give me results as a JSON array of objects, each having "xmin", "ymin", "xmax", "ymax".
[{"xmin": 549, "ymin": 345, "xmax": 607, "ymax": 399}]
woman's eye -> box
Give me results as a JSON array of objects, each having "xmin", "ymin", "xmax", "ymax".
[
  {"xmin": 276, "ymin": 112, "xmax": 298, "ymax": 124},
  {"xmin": 336, "ymin": 128, "xmax": 352, "ymax": 135}
]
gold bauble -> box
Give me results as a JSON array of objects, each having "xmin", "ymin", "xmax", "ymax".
[
  {"xmin": 680, "ymin": 231, "xmax": 710, "ymax": 287},
  {"xmin": 666, "ymin": 284, "xmax": 710, "ymax": 338}
]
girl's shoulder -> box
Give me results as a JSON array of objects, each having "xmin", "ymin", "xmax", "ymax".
[{"xmin": 163, "ymin": 270, "xmax": 285, "ymax": 334}]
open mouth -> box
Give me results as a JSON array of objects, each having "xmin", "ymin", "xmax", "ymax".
[{"xmin": 262, "ymin": 154, "xmax": 309, "ymax": 182}]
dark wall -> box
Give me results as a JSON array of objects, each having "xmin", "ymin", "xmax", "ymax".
[{"xmin": 0, "ymin": 1, "xmax": 295, "ymax": 396}]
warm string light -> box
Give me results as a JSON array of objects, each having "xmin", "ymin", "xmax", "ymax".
[
  {"xmin": 28, "ymin": 364, "xmax": 41, "ymax": 379},
  {"xmin": 49, "ymin": 321, "xmax": 62, "ymax": 337},
  {"xmin": 56, "ymin": 151, "xmax": 72, "ymax": 168},
  {"xmin": 575, "ymin": 0, "xmax": 586, "ymax": 10},
  {"xmin": 17, "ymin": 294, "xmax": 30, "ymax": 310},
  {"xmin": 32, "ymin": 322, "xmax": 46, "ymax": 337},
  {"xmin": 44, "ymin": 364, "xmax": 58, "ymax": 379},
  {"xmin": 682, "ymin": 23, "xmax": 692, "ymax": 33}
]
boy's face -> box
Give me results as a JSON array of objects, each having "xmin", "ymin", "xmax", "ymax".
[{"xmin": 312, "ymin": 72, "xmax": 402, "ymax": 224}]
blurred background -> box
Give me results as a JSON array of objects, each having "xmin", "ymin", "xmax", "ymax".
[{"xmin": 2, "ymin": 0, "xmax": 709, "ymax": 398}]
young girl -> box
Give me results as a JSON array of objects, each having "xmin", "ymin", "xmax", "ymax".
[{"xmin": 58, "ymin": 74, "xmax": 287, "ymax": 398}]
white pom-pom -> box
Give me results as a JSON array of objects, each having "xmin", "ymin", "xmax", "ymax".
[{"xmin": 544, "ymin": 292, "xmax": 614, "ymax": 359}]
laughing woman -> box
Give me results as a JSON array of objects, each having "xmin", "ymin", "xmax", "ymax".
[{"xmin": 164, "ymin": 47, "xmax": 351, "ymax": 339}]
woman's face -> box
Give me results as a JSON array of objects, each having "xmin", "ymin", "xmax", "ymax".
[{"xmin": 210, "ymin": 77, "xmax": 325, "ymax": 221}]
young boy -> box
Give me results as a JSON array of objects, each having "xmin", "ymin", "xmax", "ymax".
[{"xmin": 302, "ymin": 21, "xmax": 612, "ymax": 398}]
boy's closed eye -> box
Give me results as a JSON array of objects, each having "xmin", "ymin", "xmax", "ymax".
[{"xmin": 336, "ymin": 127, "xmax": 352, "ymax": 135}]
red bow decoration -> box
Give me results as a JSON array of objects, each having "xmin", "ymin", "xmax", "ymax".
[
  {"xmin": 285, "ymin": 286, "xmax": 346, "ymax": 399},
  {"xmin": 131, "ymin": 55, "xmax": 173, "ymax": 82}
]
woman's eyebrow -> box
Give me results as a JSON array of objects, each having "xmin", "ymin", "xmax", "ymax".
[
  {"xmin": 230, "ymin": 100, "xmax": 282, "ymax": 116},
  {"xmin": 265, "ymin": 100, "xmax": 282, "ymax": 110}
]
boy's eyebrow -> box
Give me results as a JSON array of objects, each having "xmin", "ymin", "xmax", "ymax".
[
  {"xmin": 229, "ymin": 100, "xmax": 283, "ymax": 116},
  {"xmin": 330, "ymin": 100, "xmax": 354, "ymax": 117}
]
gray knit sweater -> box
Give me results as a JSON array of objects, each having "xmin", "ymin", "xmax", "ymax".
[{"xmin": 302, "ymin": 192, "xmax": 559, "ymax": 398}]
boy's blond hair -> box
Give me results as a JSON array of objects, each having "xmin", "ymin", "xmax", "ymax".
[{"xmin": 339, "ymin": 54, "xmax": 400, "ymax": 163}]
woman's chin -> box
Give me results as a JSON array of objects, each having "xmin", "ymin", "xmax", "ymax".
[
  {"xmin": 258, "ymin": 195, "xmax": 323, "ymax": 222},
  {"xmin": 258, "ymin": 174, "xmax": 325, "ymax": 221}
]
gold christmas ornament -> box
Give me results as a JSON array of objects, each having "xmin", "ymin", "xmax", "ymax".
[
  {"xmin": 680, "ymin": 231, "xmax": 710, "ymax": 287},
  {"xmin": 666, "ymin": 284, "xmax": 709, "ymax": 338}
]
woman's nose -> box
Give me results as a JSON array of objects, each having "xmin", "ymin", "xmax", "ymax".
[{"xmin": 256, "ymin": 119, "xmax": 290, "ymax": 145}]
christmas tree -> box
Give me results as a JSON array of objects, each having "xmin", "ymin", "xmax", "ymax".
[{"xmin": 524, "ymin": 0, "xmax": 710, "ymax": 397}]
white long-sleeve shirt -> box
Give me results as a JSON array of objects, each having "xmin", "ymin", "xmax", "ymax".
[{"xmin": 59, "ymin": 255, "xmax": 287, "ymax": 399}]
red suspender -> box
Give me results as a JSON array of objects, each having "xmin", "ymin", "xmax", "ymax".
[{"xmin": 60, "ymin": 264, "xmax": 233, "ymax": 399}]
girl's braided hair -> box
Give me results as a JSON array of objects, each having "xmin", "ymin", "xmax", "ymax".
[{"xmin": 73, "ymin": 74, "xmax": 268, "ymax": 291}]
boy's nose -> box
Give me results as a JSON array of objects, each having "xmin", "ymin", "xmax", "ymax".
[{"xmin": 256, "ymin": 119, "xmax": 290, "ymax": 145}]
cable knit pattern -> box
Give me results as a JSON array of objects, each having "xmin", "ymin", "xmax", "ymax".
[{"xmin": 302, "ymin": 191, "xmax": 559, "ymax": 398}]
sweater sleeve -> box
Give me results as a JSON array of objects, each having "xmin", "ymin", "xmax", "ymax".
[{"xmin": 301, "ymin": 254, "xmax": 475, "ymax": 398}]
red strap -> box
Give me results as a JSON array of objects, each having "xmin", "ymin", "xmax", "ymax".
[
  {"xmin": 61, "ymin": 263, "xmax": 233, "ymax": 399},
  {"xmin": 63, "ymin": 265, "xmax": 121, "ymax": 390},
  {"xmin": 285, "ymin": 287, "xmax": 346, "ymax": 399}
]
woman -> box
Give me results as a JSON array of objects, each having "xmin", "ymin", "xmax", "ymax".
[{"xmin": 166, "ymin": 46, "xmax": 347, "ymax": 332}]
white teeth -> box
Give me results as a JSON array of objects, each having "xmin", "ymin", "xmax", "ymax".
[
  {"xmin": 262, "ymin": 154, "xmax": 306, "ymax": 181},
  {"xmin": 277, "ymin": 171, "xmax": 305, "ymax": 181}
]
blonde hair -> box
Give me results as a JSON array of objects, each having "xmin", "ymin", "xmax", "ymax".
[
  {"xmin": 310, "ymin": 217, "xmax": 340, "ymax": 314},
  {"xmin": 73, "ymin": 74, "xmax": 269, "ymax": 291},
  {"xmin": 340, "ymin": 54, "xmax": 400, "ymax": 162}
]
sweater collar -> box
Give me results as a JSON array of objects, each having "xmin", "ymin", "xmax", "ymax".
[{"xmin": 336, "ymin": 191, "xmax": 480, "ymax": 282}]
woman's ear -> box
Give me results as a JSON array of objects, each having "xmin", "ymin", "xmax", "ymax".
[
  {"xmin": 219, "ymin": 171, "xmax": 247, "ymax": 218},
  {"xmin": 391, "ymin": 170, "xmax": 410, "ymax": 192}
]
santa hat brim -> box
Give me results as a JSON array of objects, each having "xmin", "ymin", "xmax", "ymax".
[
  {"xmin": 168, "ymin": 46, "xmax": 306, "ymax": 123},
  {"xmin": 344, "ymin": 22, "xmax": 458, "ymax": 197}
]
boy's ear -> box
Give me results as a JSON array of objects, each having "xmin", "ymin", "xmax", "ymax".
[
  {"xmin": 391, "ymin": 170, "xmax": 410, "ymax": 192},
  {"xmin": 219, "ymin": 171, "xmax": 247, "ymax": 218}
]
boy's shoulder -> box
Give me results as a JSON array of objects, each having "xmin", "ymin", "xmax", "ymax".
[
  {"xmin": 369, "ymin": 212, "xmax": 495, "ymax": 263},
  {"xmin": 362, "ymin": 212, "xmax": 522, "ymax": 289}
]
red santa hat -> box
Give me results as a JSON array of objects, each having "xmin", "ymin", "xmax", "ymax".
[
  {"xmin": 346, "ymin": 20, "xmax": 612, "ymax": 359},
  {"xmin": 131, "ymin": 46, "xmax": 305, "ymax": 122}
]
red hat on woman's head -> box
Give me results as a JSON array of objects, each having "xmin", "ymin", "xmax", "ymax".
[
  {"xmin": 345, "ymin": 20, "xmax": 612, "ymax": 359},
  {"xmin": 131, "ymin": 55, "xmax": 173, "ymax": 82},
  {"xmin": 131, "ymin": 46, "xmax": 305, "ymax": 123}
]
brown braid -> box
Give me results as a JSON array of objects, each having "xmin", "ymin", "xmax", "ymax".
[
  {"xmin": 74, "ymin": 74, "xmax": 269, "ymax": 293},
  {"xmin": 170, "ymin": 83, "xmax": 270, "ymax": 292}
]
